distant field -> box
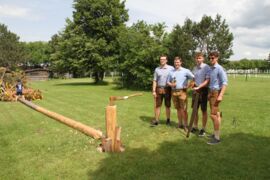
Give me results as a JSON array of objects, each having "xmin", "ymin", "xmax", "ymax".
[{"xmin": 0, "ymin": 77, "xmax": 269, "ymax": 179}]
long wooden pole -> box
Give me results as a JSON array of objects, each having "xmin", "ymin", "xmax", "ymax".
[
  {"xmin": 186, "ymin": 92, "xmax": 200, "ymax": 138},
  {"xmin": 18, "ymin": 98, "xmax": 103, "ymax": 139}
]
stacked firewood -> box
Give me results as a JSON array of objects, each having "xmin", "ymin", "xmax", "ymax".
[{"xmin": 0, "ymin": 67, "xmax": 43, "ymax": 101}]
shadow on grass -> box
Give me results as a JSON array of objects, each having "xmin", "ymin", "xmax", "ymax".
[
  {"xmin": 140, "ymin": 116, "xmax": 179, "ymax": 128},
  {"xmin": 88, "ymin": 133, "xmax": 270, "ymax": 180},
  {"xmin": 111, "ymin": 85, "xmax": 150, "ymax": 93},
  {"xmin": 54, "ymin": 81, "xmax": 109, "ymax": 86}
]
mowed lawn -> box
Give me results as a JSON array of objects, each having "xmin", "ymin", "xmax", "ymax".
[{"xmin": 0, "ymin": 76, "xmax": 270, "ymax": 180}]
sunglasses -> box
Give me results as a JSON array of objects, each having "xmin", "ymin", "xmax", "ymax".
[{"xmin": 209, "ymin": 57, "xmax": 216, "ymax": 60}]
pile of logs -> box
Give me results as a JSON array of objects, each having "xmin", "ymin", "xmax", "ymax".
[{"xmin": 0, "ymin": 67, "xmax": 43, "ymax": 101}]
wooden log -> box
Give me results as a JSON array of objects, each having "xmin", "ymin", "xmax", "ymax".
[
  {"xmin": 102, "ymin": 138, "xmax": 112, "ymax": 152},
  {"xmin": 18, "ymin": 98, "xmax": 103, "ymax": 139},
  {"xmin": 186, "ymin": 92, "xmax": 200, "ymax": 138},
  {"xmin": 106, "ymin": 105, "xmax": 117, "ymax": 152},
  {"xmin": 114, "ymin": 126, "xmax": 122, "ymax": 152}
]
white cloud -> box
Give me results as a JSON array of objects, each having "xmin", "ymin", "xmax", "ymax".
[
  {"xmin": 234, "ymin": 26, "xmax": 270, "ymax": 49},
  {"xmin": 0, "ymin": 4, "xmax": 41, "ymax": 21},
  {"xmin": 258, "ymin": 52, "xmax": 268, "ymax": 58},
  {"xmin": 0, "ymin": 5, "xmax": 29, "ymax": 18},
  {"xmin": 243, "ymin": 51, "xmax": 251, "ymax": 57},
  {"xmin": 230, "ymin": 0, "xmax": 270, "ymax": 28},
  {"xmin": 126, "ymin": 0, "xmax": 270, "ymax": 60}
]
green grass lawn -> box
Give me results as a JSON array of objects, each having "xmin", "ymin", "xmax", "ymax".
[{"xmin": 1, "ymin": 76, "xmax": 270, "ymax": 180}]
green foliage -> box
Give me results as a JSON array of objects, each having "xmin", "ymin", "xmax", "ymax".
[
  {"xmin": 23, "ymin": 41, "xmax": 50, "ymax": 67},
  {"xmin": 165, "ymin": 19, "xmax": 197, "ymax": 69},
  {"xmin": 0, "ymin": 23, "xmax": 26, "ymax": 69},
  {"xmin": 192, "ymin": 14, "xmax": 234, "ymax": 64},
  {"xmin": 50, "ymin": 0, "xmax": 128, "ymax": 81},
  {"xmin": 165, "ymin": 15, "xmax": 233, "ymax": 68},
  {"xmin": 225, "ymin": 59, "xmax": 270, "ymax": 70},
  {"xmin": 117, "ymin": 21, "xmax": 167, "ymax": 89}
]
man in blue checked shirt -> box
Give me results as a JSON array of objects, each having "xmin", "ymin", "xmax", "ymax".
[
  {"xmin": 207, "ymin": 51, "xmax": 228, "ymax": 145},
  {"xmin": 152, "ymin": 55, "xmax": 174, "ymax": 126},
  {"xmin": 167, "ymin": 57, "xmax": 194, "ymax": 131},
  {"xmin": 191, "ymin": 52, "xmax": 211, "ymax": 136}
]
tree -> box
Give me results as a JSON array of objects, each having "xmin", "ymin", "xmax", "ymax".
[
  {"xmin": 0, "ymin": 23, "xmax": 26, "ymax": 69},
  {"xmin": 165, "ymin": 19, "xmax": 197, "ymax": 69},
  {"xmin": 226, "ymin": 59, "xmax": 269, "ymax": 70},
  {"xmin": 23, "ymin": 41, "xmax": 50, "ymax": 67},
  {"xmin": 51, "ymin": 0, "xmax": 129, "ymax": 82},
  {"xmin": 192, "ymin": 14, "xmax": 234, "ymax": 64},
  {"xmin": 117, "ymin": 21, "xmax": 167, "ymax": 89},
  {"xmin": 165, "ymin": 15, "xmax": 233, "ymax": 68}
]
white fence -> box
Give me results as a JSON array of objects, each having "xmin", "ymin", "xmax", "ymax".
[{"xmin": 227, "ymin": 69, "xmax": 270, "ymax": 79}]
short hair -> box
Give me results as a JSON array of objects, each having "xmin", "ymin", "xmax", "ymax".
[
  {"xmin": 174, "ymin": 56, "xmax": 182, "ymax": 61},
  {"xmin": 195, "ymin": 52, "xmax": 204, "ymax": 58},
  {"xmin": 160, "ymin": 55, "xmax": 168, "ymax": 60},
  {"xmin": 209, "ymin": 51, "xmax": 219, "ymax": 58}
]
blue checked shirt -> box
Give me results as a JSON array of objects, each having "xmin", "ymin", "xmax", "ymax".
[
  {"xmin": 167, "ymin": 67, "xmax": 194, "ymax": 89},
  {"xmin": 209, "ymin": 63, "xmax": 228, "ymax": 90},
  {"xmin": 192, "ymin": 63, "xmax": 211, "ymax": 86},
  {"xmin": 153, "ymin": 64, "xmax": 174, "ymax": 87}
]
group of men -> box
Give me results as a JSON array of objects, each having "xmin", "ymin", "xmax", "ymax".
[{"xmin": 152, "ymin": 51, "xmax": 228, "ymax": 145}]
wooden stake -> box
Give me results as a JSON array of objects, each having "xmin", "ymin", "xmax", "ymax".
[
  {"xmin": 106, "ymin": 105, "xmax": 117, "ymax": 152},
  {"xmin": 114, "ymin": 126, "xmax": 122, "ymax": 152},
  {"xmin": 102, "ymin": 138, "xmax": 112, "ymax": 152}
]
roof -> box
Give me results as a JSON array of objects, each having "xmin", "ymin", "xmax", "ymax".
[{"xmin": 25, "ymin": 68, "xmax": 51, "ymax": 73}]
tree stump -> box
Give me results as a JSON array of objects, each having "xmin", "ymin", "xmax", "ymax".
[{"xmin": 101, "ymin": 105, "xmax": 124, "ymax": 152}]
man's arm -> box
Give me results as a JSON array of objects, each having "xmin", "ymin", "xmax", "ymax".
[
  {"xmin": 193, "ymin": 79, "xmax": 209, "ymax": 90},
  {"xmin": 166, "ymin": 73, "xmax": 176, "ymax": 88},
  {"xmin": 217, "ymin": 68, "xmax": 228, "ymax": 102},
  {"xmin": 167, "ymin": 81, "xmax": 175, "ymax": 88},
  {"xmin": 217, "ymin": 85, "xmax": 226, "ymax": 102},
  {"xmin": 152, "ymin": 69, "xmax": 158, "ymax": 97}
]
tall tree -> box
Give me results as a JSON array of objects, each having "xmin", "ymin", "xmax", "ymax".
[
  {"xmin": 23, "ymin": 41, "xmax": 50, "ymax": 67},
  {"xmin": 51, "ymin": 0, "xmax": 128, "ymax": 82},
  {"xmin": 165, "ymin": 19, "xmax": 197, "ymax": 69},
  {"xmin": 0, "ymin": 23, "xmax": 26, "ymax": 69},
  {"xmin": 117, "ymin": 21, "xmax": 167, "ymax": 89},
  {"xmin": 193, "ymin": 14, "xmax": 234, "ymax": 64}
]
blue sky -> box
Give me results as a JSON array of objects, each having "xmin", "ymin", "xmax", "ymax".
[{"xmin": 0, "ymin": 0, "xmax": 269, "ymax": 60}]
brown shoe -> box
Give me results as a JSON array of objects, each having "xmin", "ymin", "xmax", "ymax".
[
  {"xmin": 178, "ymin": 124, "xmax": 184, "ymax": 129},
  {"xmin": 151, "ymin": 120, "xmax": 158, "ymax": 126}
]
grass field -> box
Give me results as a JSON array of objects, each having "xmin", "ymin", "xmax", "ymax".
[{"xmin": 1, "ymin": 76, "xmax": 270, "ymax": 180}]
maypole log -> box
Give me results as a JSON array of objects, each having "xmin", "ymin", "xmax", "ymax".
[{"xmin": 18, "ymin": 98, "xmax": 103, "ymax": 139}]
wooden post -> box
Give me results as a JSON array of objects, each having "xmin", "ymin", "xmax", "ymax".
[
  {"xmin": 114, "ymin": 127, "xmax": 122, "ymax": 152},
  {"xmin": 104, "ymin": 105, "xmax": 124, "ymax": 152},
  {"xmin": 106, "ymin": 105, "xmax": 117, "ymax": 151},
  {"xmin": 102, "ymin": 93, "xmax": 143, "ymax": 152}
]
